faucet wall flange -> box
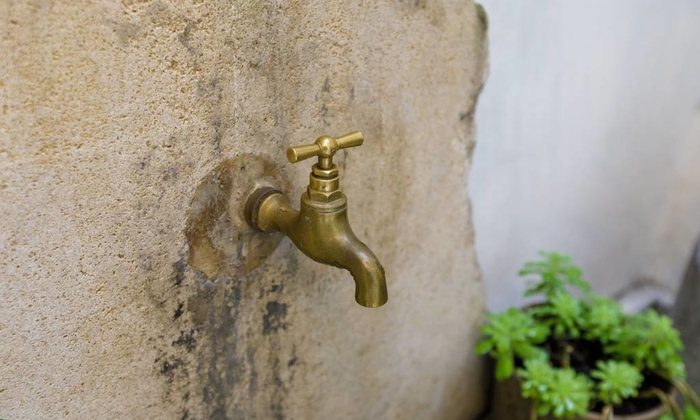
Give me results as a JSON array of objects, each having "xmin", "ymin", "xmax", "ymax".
[
  {"xmin": 244, "ymin": 186, "xmax": 284, "ymax": 231},
  {"xmin": 186, "ymin": 155, "xmax": 290, "ymax": 279}
]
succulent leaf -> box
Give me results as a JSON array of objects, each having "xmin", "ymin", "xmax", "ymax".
[
  {"xmin": 531, "ymin": 292, "xmax": 583, "ymax": 339},
  {"xmin": 605, "ymin": 310, "xmax": 686, "ymax": 380},
  {"xmin": 591, "ymin": 360, "xmax": 643, "ymax": 405},
  {"xmin": 475, "ymin": 308, "xmax": 549, "ymax": 380},
  {"xmin": 518, "ymin": 360, "xmax": 593, "ymax": 419},
  {"xmin": 581, "ymin": 296, "xmax": 624, "ymax": 344},
  {"xmin": 519, "ymin": 251, "xmax": 590, "ymax": 298}
]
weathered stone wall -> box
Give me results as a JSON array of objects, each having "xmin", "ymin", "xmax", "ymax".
[{"xmin": 0, "ymin": 1, "xmax": 489, "ymax": 419}]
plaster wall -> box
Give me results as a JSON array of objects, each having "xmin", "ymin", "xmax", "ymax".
[
  {"xmin": 472, "ymin": 0, "xmax": 700, "ymax": 310},
  {"xmin": 0, "ymin": 1, "xmax": 489, "ymax": 419}
]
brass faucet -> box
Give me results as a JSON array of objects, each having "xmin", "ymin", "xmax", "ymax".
[{"xmin": 244, "ymin": 132, "xmax": 388, "ymax": 308}]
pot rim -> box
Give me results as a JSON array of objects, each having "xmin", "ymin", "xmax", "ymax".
[{"xmin": 584, "ymin": 388, "xmax": 677, "ymax": 420}]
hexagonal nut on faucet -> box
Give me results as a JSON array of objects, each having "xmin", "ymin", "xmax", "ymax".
[
  {"xmin": 311, "ymin": 165, "xmax": 339, "ymax": 179},
  {"xmin": 307, "ymin": 187, "xmax": 343, "ymax": 203}
]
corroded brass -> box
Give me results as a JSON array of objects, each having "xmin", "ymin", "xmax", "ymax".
[{"xmin": 245, "ymin": 132, "xmax": 388, "ymax": 308}]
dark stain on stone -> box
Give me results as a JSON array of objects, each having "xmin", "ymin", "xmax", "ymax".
[
  {"xmin": 173, "ymin": 258, "xmax": 187, "ymax": 286},
  {"xmin": 284, "ymin": 252, "xmax": 300, "ymax": 277},
  {"xmin": 161, "ymin": 359, "xmax": 182, "ymax": 378},
  {"xmin": 260, "ymin": 282, "xmax": 284, "ymax": 299},
  {"xmin": 178, "ymin": 19, "xmax": 196, "ymax": 54},
  {"xmin": 212, "ymin": 116, "xmax": 222, "ymax": 154},
  {"xmin": 322, "ymin": 77, "xmax": 331, "ymax": 92},
  {"xmin": 163, "ymin": 166, "xmax": 179, "ymax": 182},
  {"xmin": 287, "ymin": 346, "xmax": 299, "ymax": 385},
  {"xmin": 173, "ymin": 329, "xmax": 197, "ymax": 352},
  {"xmin": 173, "ymin": 301, "xmax": 184, "ymax": 320},
  {"xmin": 459, "ymin": 111, "xmax": 469, "ymax": 121},
  {"xmin": 188, "ymin": 291, "xmax": 211, "ymax": 327},
  {"xmin": 269, "ymin": 355, "xmax": 286, "ymax": 420},
  {"xmin": 270, "ymin": 402, "xmax": 285, "ymax": 420},
  {"xmin": 262, "ymin": 301, "xmax": 288, "ymax": 335},
  {"xmin": 246, "ymin": 347, "xmax": 258, "ymax": 398},
  {"xmin": 201, "ymin": 284, "xmax": 243, "ymax": 418},
  {"xmin": 320, "ymin": 103, "xmax": 329, "ymax": 126},
  {"xmin": 138, "ymin": 150, "xmax": 152, "ymax": 170},
  {"xmin": 174, "ymin": 152, "xmax": 297, "ymax": 417}
]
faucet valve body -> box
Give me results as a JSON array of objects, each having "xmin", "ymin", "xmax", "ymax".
[{"xmin": 244, "ymin": 132, "xmax": 388, "ymax": 308}]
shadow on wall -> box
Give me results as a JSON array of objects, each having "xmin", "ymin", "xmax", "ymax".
[{"xmin": 674, "ymin": 238, "xmax": 700, "ymax": 395}]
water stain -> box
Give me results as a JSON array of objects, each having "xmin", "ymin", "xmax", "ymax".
[
  {"xmin": 185, "ymin": 155, "xmax": 290, "ymax": 279},
  {"xmin": 173, "ymin": 302, "xmax": 184, "ymax": 320},
  {"xmin": 262, "ymin": 301, "xmax": 288, "ymax": 335},
  {"xmin": 173, "ymin": 329, "xmax": 197, "ymax": 352}
]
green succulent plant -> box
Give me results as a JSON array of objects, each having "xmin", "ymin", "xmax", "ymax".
[
  {"xmin": 518, "ymin": 360, "xmax": 594, "ymax": 419},
  {"xmin": 591, "ymin": 360, "xmax": 643, "ymax": 406},
  {"xmin": 605, "ymin": 310, "xmax": 685, "ymax": 379},
  {"xmin": 530, "ymin": 292, "xmax": 583, "ymax": 339},
  {"xmin": 477, "ymin": 251, "xmax": 698, "ymax": 419},
  {"xmin": 541, "ymin": 369, "xmax": 594, "ymax": 419},
  {"xmin": 518, "ymin": 359, "xmax": 555, "ymax": 401},
  {"xmin": 519, "ymin": 251, "xmax": 590, "ymax": 299},
  {"xmin": 476, "ymin": 308, "xmax": 549, "ymax": 380},
  {"xmin": 581, "ymin": 296, "xmax": 624, "ymax": 343}
]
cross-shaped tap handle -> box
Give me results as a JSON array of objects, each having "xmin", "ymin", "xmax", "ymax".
[{"xmin": 286, "ymin": 131, "xmax": 364, "ymax": 169}]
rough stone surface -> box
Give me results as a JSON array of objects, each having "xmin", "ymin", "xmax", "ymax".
[{"xmin": 0, "ymin": 1, "xmax": 489, "ymax": 419}]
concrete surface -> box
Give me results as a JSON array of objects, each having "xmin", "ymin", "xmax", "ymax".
[
  {"xmin": 471, "ymin": 0, "xmax": 700, "ymax": 310},
  {"xmin": 0, "ymin": 1, "xmax": 489, "ymax": 419}
]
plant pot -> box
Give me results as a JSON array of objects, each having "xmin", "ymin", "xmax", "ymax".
[{"xmin": 489, "ymin": 376, "xmax": 671, "ymax": 420}]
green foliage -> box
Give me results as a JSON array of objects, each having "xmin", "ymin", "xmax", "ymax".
[
  {"xmin": 543, "ymin": 369, "xmax": 594, "ymax": 418},
  {"xmin": 591, "ymin": 360, "xmax": 643, "ymax": 406},
  {"xmin": 530, "ymin": 292, "xmax": 583, "ymax": 338},
  {"xmin": 518, "ymin": 359, "xmax": 554, "ymax": 401},
  {"xmin": 605, "ymin": 310, "xmax": 686, "ymax": 380},
  {"xmin": 477, "ymin": 251, "xmax": 697, "ymax": 418},
  {"xmin": 519, "ymin": 251, "xmax": 590, "ymax": 298},
  {"xmin": 581, "ymin": 296, "xmax": 624, "ymax": 344},
  {"xmin": 518, "ymin": 360, "xmax": 594, "ymax": 418},
  {"xmin": 658, "ymin": 406, "xmax": 700, "ymax": 420},
  {"xmin": 476, "ymin": 308, "xmax": 549, "ymax": 380},
  {"xmin": 687, "ymin": 406, "xmax": 700, "ymax": 420}
]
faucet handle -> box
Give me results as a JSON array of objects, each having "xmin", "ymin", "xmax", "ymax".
[{"xmin": 286, "ymin": 131, "xmax": 364, "ymax": 170}]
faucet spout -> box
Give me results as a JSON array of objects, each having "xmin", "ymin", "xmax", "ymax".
[
  {"xmin": 246, "ymin": 188, "xmax": 388, "ymax": 308},
  {"xmin": 335, "ymin": 233, "xmax": 388, "ymax": 308}
]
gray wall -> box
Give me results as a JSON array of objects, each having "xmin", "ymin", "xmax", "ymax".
[{"xmin": 472, "ymin": 0, "xmax": 700, "ymax": 310}]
